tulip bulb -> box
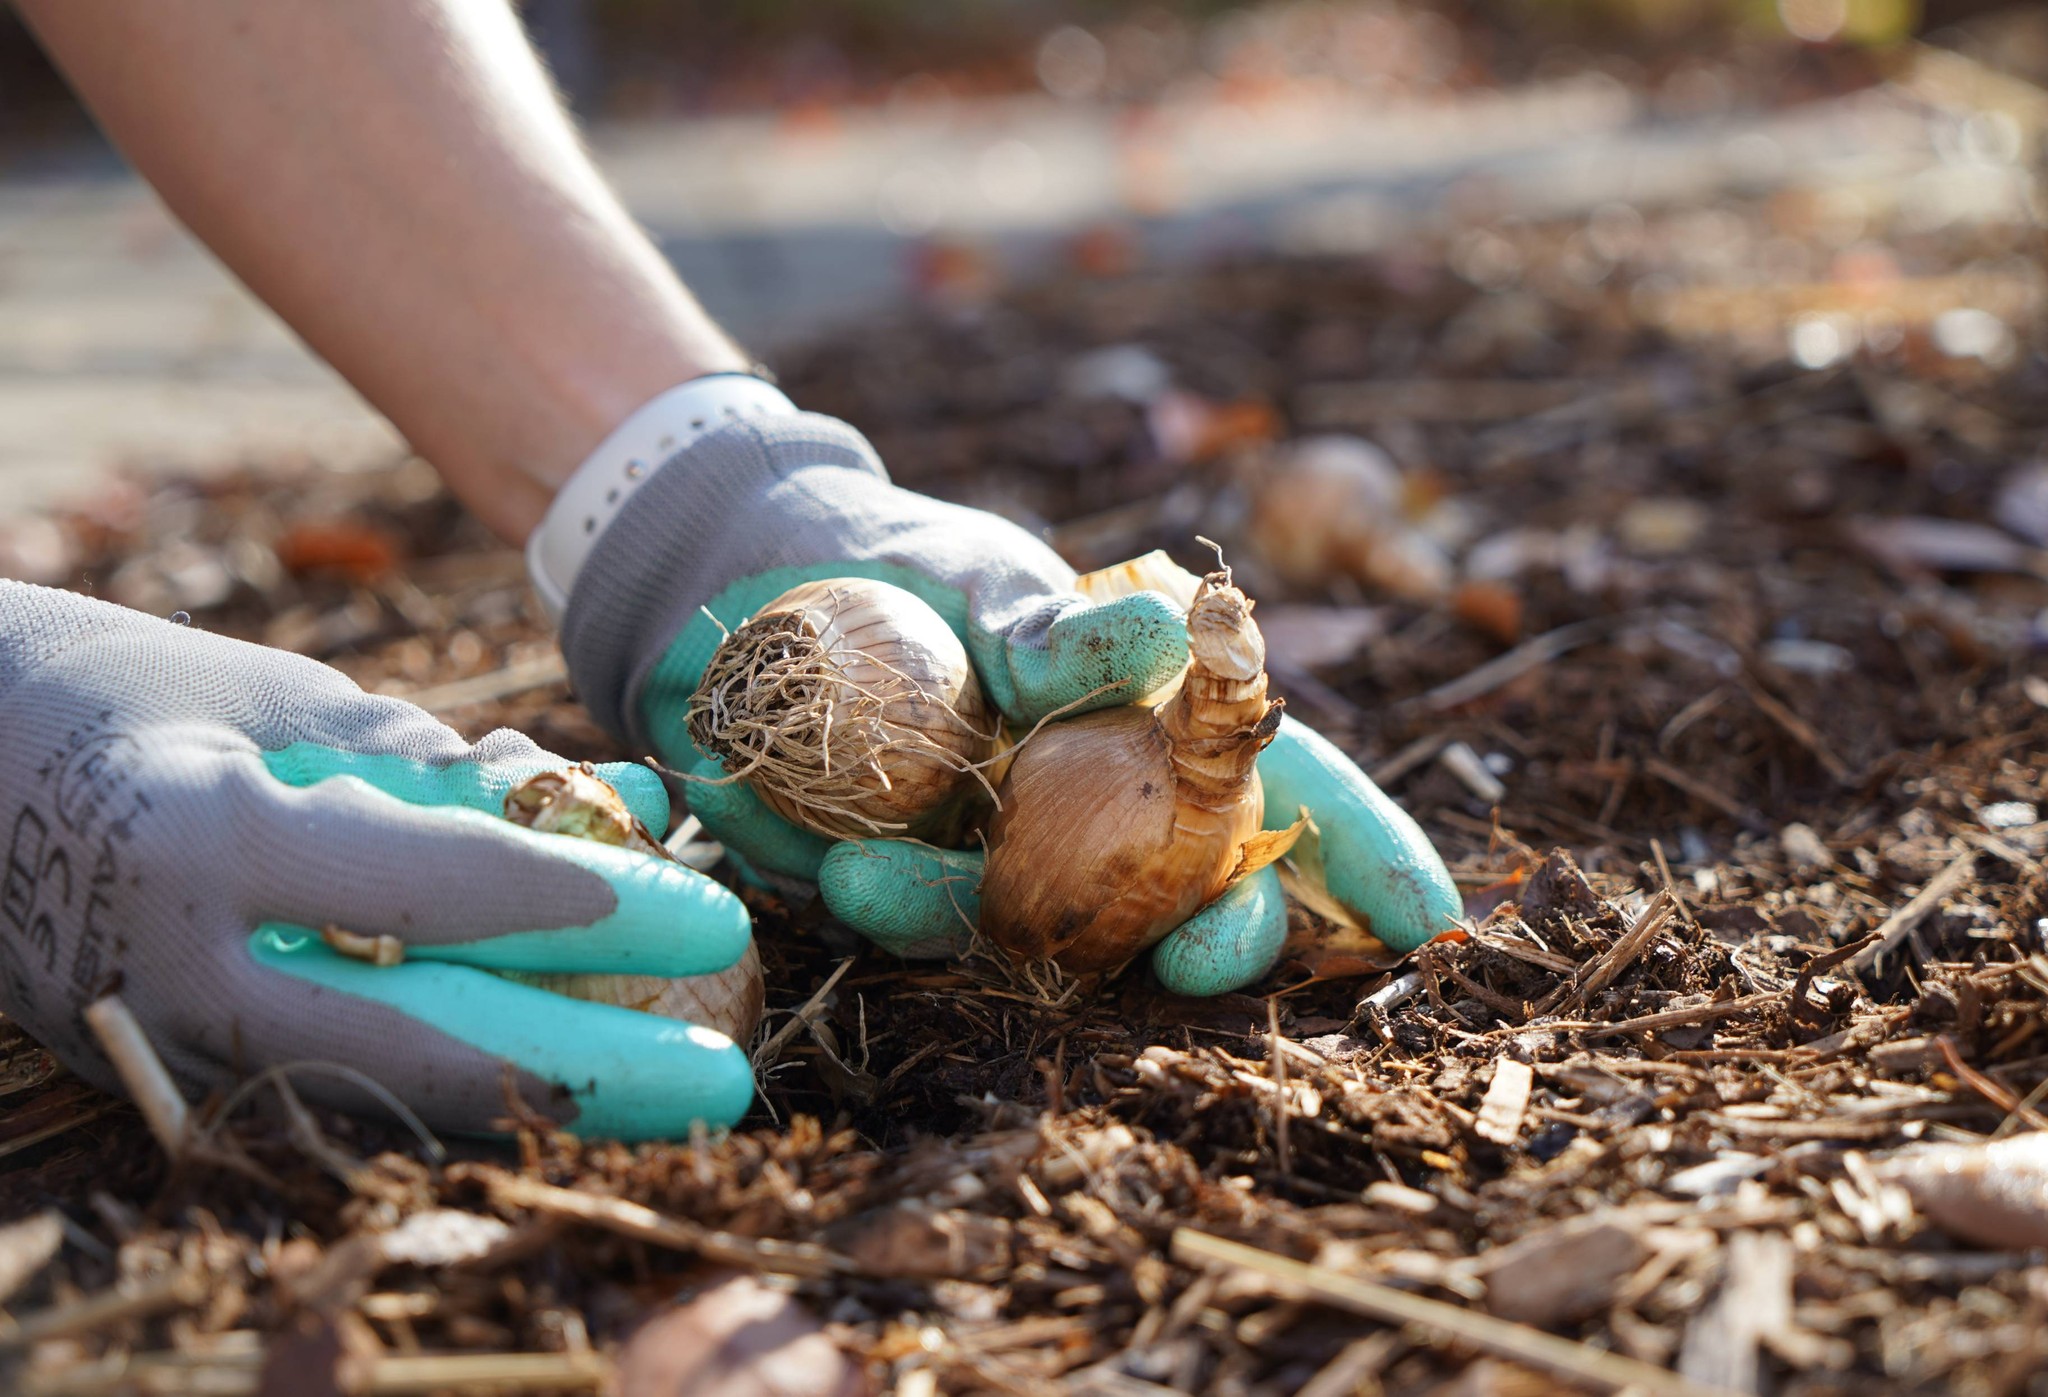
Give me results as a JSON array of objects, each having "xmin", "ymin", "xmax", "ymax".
[
  {"xmin": 1247, "ymin": 436, "xmax": 1452, "ymax": 601},
  {"xmin": 500, "ymin": 767, "xmax": 764, "ymax": 1045},
  {"xmin": 687, "ymin": 578, "xmax": 998, "ymax": 839},
  {"xmin": 980, "ymin": 568, "xmax": 1302, "ymax": 973}
]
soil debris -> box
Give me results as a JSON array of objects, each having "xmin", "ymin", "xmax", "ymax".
[{"xmin": 5, "ymin": 65, "xmax": 2048, "ymax": 1390}]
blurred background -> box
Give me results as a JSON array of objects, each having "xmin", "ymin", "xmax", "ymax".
[{"xmin": 0, "ymin": 0, "xmax": 2041, "ymax": 523}]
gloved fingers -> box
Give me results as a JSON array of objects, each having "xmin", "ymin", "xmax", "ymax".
[
  {"xmin": 817, "ymin": 840, "xmax": 982, "ymax": 958},
  {"xmin": 1150, "ymin": 866, "xmax": 1289, "ymax": 997},
  {"xmin": 259, "ymin": 735, "xmax": 671, "ymax": 832},
  {"xmin": 235, "ymin": 759, "xmax": 748, "ymax": 978},
  {"xmin": 584, "ymin": 761, "xmax": 671, "ymax": 833},
  {"xmin": 1256, "ymin": 716, "xmax": 1460, "ymax": 953},
  {"xmin": 224, "ymin": 928, "xmax": 753, "ymax": 1138},
  {"xmin": 969, "ymin": 591, "xmax": 1191, "ymax": 726},
  {"xmin": 677, "ymin": 751, "xmax": 835, "ymax": 886}
]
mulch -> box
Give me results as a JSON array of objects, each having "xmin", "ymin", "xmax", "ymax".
[{"xmin": 2, "ymin": 93, "xmax": 2047, "ymax": 1395}]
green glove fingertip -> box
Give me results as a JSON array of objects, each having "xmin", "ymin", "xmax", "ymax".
[
  {"xmin": 683, "ymin": 754, "xmax": 834, "ymax": 884},
  {"xmin": 1258, "ymin": 717, "xmax": 1459, "ymax": 953},
  {"xmin": 401, "ymin": 810, "xmax": 750, "ymax": 976},
  {"xmin": 591, "ymin": 761, "xmax": 671, "ymax": 834},
  {"xmin": 818, "ymin": 840, "xmax": 982, "ymax": 958},
  {"xmin": 1151, "ymin": 866, "xmax": 1289, "ymax": 997},
  {"xmin": 974, "ymin": 591, "xmax": 1190, "ymax": 724}
]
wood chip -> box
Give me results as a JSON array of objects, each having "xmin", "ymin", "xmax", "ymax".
[
  {"xmin": 616, "ymin": 1274, "xmax": 863, "ymax": 1397},
  {"xmin": 1471, "ymin": 1213, "xmax": 1651, "ymax": 1328},
  {"xmin": 1678, "ymin": 1230, "xmax": 1792, "ymax": 1395},
  {"xmin": 1475, "ymin": 1059, "xmax": 1534, "ymax": 1147},
  {"xmin": 1874, "ymin": 1131, "xmax": 2048, "ymax": 1249},
  {"xmin": 0, "ymin": 1213, "xmax": 62, "ymax": 1308}
]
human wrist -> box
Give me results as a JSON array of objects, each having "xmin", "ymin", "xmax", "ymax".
[
  {"xmin": 547, "ymin": 410, "xmax": 889, "ymax": 745},
  {"xmin": 524, "ymin": 374, "xmax": 800, "ymax": 623}
]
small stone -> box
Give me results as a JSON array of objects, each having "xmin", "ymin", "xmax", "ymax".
[
  {"xmin": 377, "ymin": 1210, "xmax": 512, "ymax": 1269},
  {"xmin": 1760, "ymin": 638, "xmax": 1854, "ymax": 676},
  {"xmin": 1617, "ymin": 497, "xmax": 1710, "ymax": 555},
  {"xmin": 1780, "ymin": 823, "xmax": 1833, "ymax": 875},
  {"xmin": 1980, "ymin": 801, "xmax": 2038, "ymax": 831}
]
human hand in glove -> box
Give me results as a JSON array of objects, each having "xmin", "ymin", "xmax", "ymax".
[
  {"xmin": 535, "ymin": 378, "xmax": 1460, "ymax": 997},
  {"xmin": 0, "ymin": 582, "xmax": 754, "ymax": 1141}
]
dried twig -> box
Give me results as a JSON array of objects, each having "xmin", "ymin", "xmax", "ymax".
[
  {"xmin": 0, "ymin": 1098, "xmax": 119, "ymax": 1163},
  {"xmin": 1643, "ymin": 758, "xmax": 1765, "ymax": 831},
  {"xmin": 1936, "ymin": 1035, "xmax": 2048, "ymax": 1131},
  {"xmin": 455, "ymin": 1165, "xmax": 849, "ymax": 1277},
  {"xmin": 1581, "ymin": 991, "xmax": 1783, "ymax": 1040},
  {"xmin": 1267, "ymin": 999, "xmax": 1292, "ymax": 1180},
  {"xmin": 1741, "ymin": 677, "xmax": 1853, "ymax": 784},
  {"xmin": 19, "ymin": 1349, "xmax": 611, "ymax": 1396},
  {"xmin": 1296, "ymin": 377, "xmax": 1597, "ymax": 426},
  {"xmin": 81, "ymin": 996, "xmax": 188, "ymax": 1159},
  {"xmin": 1549, "ymin": 892, "xmax": 1676, "ymax": 1016},
  {"xmin": 1368, "ymin": 733, "xmax": 1450, "ymax": 788},
  {"xmin": 753, "ymin": 957, "xmax": 857, "ymax": 1071},
  {"xmin": 1845, "ymin": 852, "xmax": 1977, "ymax": 975},
  {"xmin": 1172, "ymin": 1230, "xmax": 1742, "ymax": 1397},
  {"xmin": 0, "ymin": 1270, "xmax": 207, "ymax": 1350}
]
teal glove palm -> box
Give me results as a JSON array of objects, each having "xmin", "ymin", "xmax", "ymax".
[
  {"xmin": 551, "ymin": 396, "xmax": 1457, "ymax": 996},
  {"xmin": 0, "ymin": 583, "xmax": 753, "ymax": 1141}
]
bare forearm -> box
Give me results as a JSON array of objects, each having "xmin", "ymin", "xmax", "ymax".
[{"xmin": 19, "ymin": 0, "xmax": 746, "ymax": 542}]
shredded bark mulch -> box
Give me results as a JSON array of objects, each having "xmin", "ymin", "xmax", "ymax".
[{"xmin": 2, "ymin": 161, "xmax": 2047, "ymax": 1395}]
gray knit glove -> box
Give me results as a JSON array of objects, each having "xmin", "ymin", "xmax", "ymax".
[
  {"xmin": 542, "ymin": 388, "xmax": 1457, "ymax": 986},
  {"xmin": 0, "ymin": 582, "xmax": 754, "ymax": 1140},
  {"xmin": 544, "ymin": 395, "xmax": 1191, "ymax": 892}
]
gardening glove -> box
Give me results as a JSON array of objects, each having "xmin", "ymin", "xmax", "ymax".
[
  {"xmin": 0, "ymin": 582, "xmax": 754, "ymax": 1141},
  {"xmin": 532, "ymin": 376, "xmax": 1190, "ymax": 884},
  {"xmin": 817, "ymin": 716, "xmax": 1460, "ymax": 996},
  {"xmin": 534, "ymin": 378, "xmax": 1457, "ymax": 997}
]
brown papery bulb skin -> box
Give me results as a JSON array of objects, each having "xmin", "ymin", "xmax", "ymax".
[
  {"xmin": 980, "ymin": 572, "xmax": 1283, "ymax": 973},
  {"xmin": 1247, "ymin": 437, "xmax": 1451, "ymax": 601},
  {"xmin": 500, "ymin": 768, "xmax": 765, "ymax": 1046},
  {"xmin": 688, "ymin": 578, "xmax": 996, "ymax": 840}
]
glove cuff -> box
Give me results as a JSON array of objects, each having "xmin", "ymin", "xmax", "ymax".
[
  {"xmin": 526, "ymin": 374, "xmax": 799, "ymax": 624},
  {"xmin": 550, "ymin": 403, "xmax": 891, "ymax": 745}
]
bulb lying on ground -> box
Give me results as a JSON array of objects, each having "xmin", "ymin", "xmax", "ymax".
[
  {"xmin": 980, "ymin": 567, "xmax": 1304, "ymax": 973},
  {"xmin": 1247, "ymin": 436, "xmax": 1452, "ymax": 601},
  {"xmin": 686, "ymin": 578, "xmax": 998, "ymax": 839},
  {"xmin": 498, "ymin": 767, "xmax": 764, "ymax": 1045}
]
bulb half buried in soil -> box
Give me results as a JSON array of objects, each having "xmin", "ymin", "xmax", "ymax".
[{"xmin": 687, "ymin": 578, "xmax": 997, "ymax": 840}]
